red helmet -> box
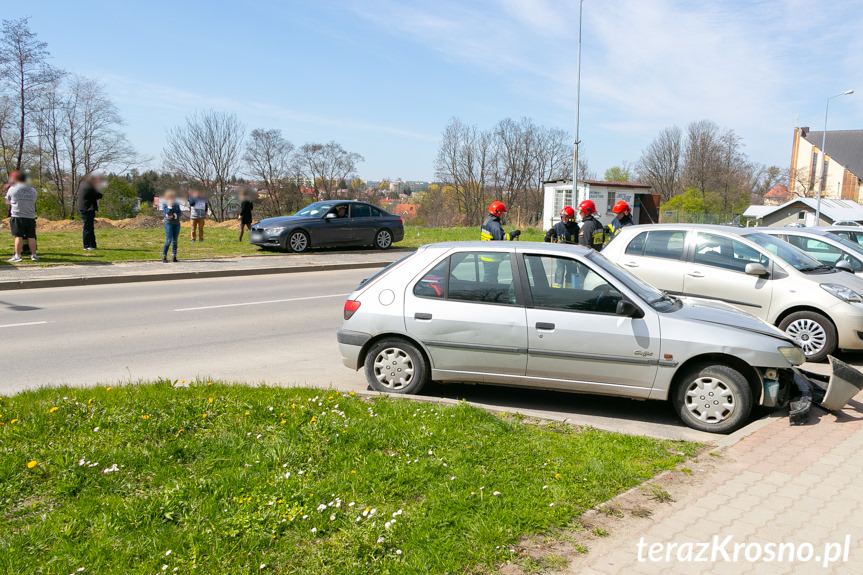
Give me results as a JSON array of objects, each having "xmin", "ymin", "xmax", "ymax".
[
  {"xmin": 559, "ymin": 206, "xmax": 575, "ymax": 219},
  {"xmin": 488, "ymin": 201, "xmax": 507, "ymax": 217},
  {"xmin": 612, "ymin": 200, "xmax": 630, "ymax": 214},
  {"xmin": 578, "ymin": 199, "xmax": 597, "ymax": 216}
]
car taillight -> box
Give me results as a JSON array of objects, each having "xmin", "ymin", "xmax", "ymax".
[
  {"xmin": 344, "ymin": 300, "xmax": 361, "ymax": 320},
  {"xmin": 398, "ymin": 217, "xmax": 403, "ymax": 225}
]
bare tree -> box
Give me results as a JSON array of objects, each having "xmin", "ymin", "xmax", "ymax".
[
  {"xmin": 33, "ymin": 74, "xmax": 138, "ymax": 218},
  {"xmin": 244, "ymin": 128, "xmax": 297, "ymax": 216},
  {"xmin": 296, "ymin": 141, "xmax": 363, "ymax": 200},
  {"xmin": 637, "ymin": 125, "xmax": 682, "ymax": 202},
  {"xmin": 434, "ymin": 118, "xmax": 497, "ymax": 224},
  {"xmin": 163, "ymin": 110, "xmax": 246, "ymax": 221},
  {"xmin": 683, "ymin": 119, "xmax": 723, "ymax": 198},
  {"xmin": 0, "ymin": 17, "xmax": 63, "ymax": 172}
]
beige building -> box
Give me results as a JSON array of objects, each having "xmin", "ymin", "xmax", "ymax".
[{"xmin": 789, "ymin": 127, "xmax": 863, "ymax": 202}]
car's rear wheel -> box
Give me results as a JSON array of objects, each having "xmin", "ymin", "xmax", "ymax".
[
  {"xmin": 374, "ymin": 229, "xmax": 393, "ymax": 250},
  {"xmin": 672, "ymin": 364, "xmax": 752, "ymax": 433},
  {"xmin": 287, "ymin": 230, "xmax": 310, "ymax": 253},
  {"xmin": 777, "ymin": 311, "xmax": 836, "ymax": 362},
  {"xmin": 364, "ymin": 338, "xmax": 428, "ymax": 395}
]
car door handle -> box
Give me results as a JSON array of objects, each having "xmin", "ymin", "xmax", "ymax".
[
  {"xmin": 535, "ymin": 322, "xmax": 555, "ymax": 331},
  {"xmin": 414, "ymin": 313, "xmax": 432, "ymax": 321},
  {"xmin": 687, "ymin": 271, "xmax": 704, "ymax": 278},
  {"xmin": 624, "ymin": 261, "xmax": 639, "ymax": 267}
]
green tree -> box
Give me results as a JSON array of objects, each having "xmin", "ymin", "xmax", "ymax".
[
  {"xmin": 100, "ymin": 177, "xmax": 138, "ymax": 219},
  {"xmin": 604, "ymin": 165, "xmax": 631, "ymax": 182},
  {"xmin": 663, "ymin": 187, "xmax": 722, "ymax": 214}
]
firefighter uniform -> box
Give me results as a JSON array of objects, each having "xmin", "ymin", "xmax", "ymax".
[
  {"xmin": 480, "ymin": 213, "xmax": 519, "ymax": 283},
  {"xmin": 578, "ymin": 215, "xmax": 606, "ymax": 251},
  {"xmin": 607, "ymin": 213, "xmax": 634, "ymax": 240},
  {"xmin": 544, "ymin": 220, "xmax": 580, "ymax": 244}
]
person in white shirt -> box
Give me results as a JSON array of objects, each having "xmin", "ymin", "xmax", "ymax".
[{"xmin": 5, "ymin": 171, "xmax": 38, "ymax": 263}]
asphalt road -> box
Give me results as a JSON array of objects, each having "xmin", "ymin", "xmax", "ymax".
[{"xmin": 5, "ymin": 269, "xmax": 860, "ymax": 443}]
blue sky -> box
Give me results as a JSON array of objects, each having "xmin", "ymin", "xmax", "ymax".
[{"xmin": 17, "ymin": 0, "xmax": 863, "ymax": 181}]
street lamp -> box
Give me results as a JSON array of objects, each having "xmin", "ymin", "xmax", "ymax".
[
  {"xmin": 572, "ymin": 0, "xmax": 584, "ymax": 205},
  {"xmin": 814, "ymin": 89, "xmax": 854, "ymax": 224}
]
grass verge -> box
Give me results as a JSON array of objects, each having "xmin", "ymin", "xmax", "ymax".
[
  {"xmin": 0, "ymin": 382, "xmax": 697, "ymax": 574},
  {"xmin": 0, "ymin": 225, "xmax": 547, "ymax": 266}
]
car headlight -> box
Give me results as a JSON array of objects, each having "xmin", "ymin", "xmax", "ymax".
[
  {"xmin": 778, "ymin": 346, "xmax": 805, "ymax": 366},
  {"xmin": 266, "ymin": 227, "xmax": 288, "ymax": 235},
  {"xmin": 820, "ymin": 283, "xmax": 863, "ymax": 303}
]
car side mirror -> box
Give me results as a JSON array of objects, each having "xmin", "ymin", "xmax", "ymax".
[
  {"xmin": 835, "ymin": 260, "xmax": 854, "ymax": 272},
  {"xmin": 616, "ymin": 300, "xmax": 644, "ymax": 319},
  {"xmin": 325, "ymin": 213, "xmax": 337, "ymax": 219},
  {"xmin": 745, "ymin": 262, "xmax": 769, "ymax": 276}
]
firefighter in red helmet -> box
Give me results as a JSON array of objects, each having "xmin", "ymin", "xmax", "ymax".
[
  {"xmin": 544, "ymin": 206, "xmax": 579, "ymax": 244},
  {"xmin": 607, "ymin": 200, "xmax": 634, "ymax": 240},
  {"xmin": 577, "ymin": 199, "xmax": 605, "ymax": 251},
  {"xmin": 480, "ymin": 201, "xmax": 520, "ymax": 242}
]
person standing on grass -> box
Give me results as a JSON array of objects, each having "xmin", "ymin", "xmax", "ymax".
[
  {"xmin": 5, "ymin": 171, "xmax": 38, "ymax": 263},
  {"xmin": 78, "ymin": 174, "xmax": 104, "ymax": 251},
  {"xmin": 237, "ymin": 188, "xmax": 254, "ymax": 242},
  {"xmin": 188, "ymin": 189, "xmax": 208, "ymax": 242},
  {"xmin": 161, "ymin": 189, "xmax": 182, "ymax": 263}
]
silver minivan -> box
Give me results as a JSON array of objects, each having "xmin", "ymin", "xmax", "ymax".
[
  {"xmin": 602, "ymin": 224, "xmax": 863, "ymax": 361},
  {"xmin": 337, "ymin": 242, "xmax": 818, "ymax": 433}
]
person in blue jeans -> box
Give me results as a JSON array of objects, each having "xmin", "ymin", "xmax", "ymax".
[{"xmin": 161, "ymin": 189, "xmax": 181, "ymax": 263}]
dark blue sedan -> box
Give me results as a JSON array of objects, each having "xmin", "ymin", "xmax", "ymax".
[{"xmin": 249, "ymin": 200, "xmax": 405, "ymax": 253}]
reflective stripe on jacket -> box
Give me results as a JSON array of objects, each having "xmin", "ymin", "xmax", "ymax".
[
  {"xmin": 578, "ymin": 215, "xmax": 605, "ymax": 251},
  {"xmin": 544, "ymin": 221, "xmax": 579, "ymax": 244},
  {"xmin": 480, "ymin": 214, "xmax": 514, "ymax": 241}
]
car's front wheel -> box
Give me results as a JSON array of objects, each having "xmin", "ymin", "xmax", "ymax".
[
  {"xmin": 778, "ymin": 311, "xmax": 836, "ymax": 362},
  {"xmin": 364, "ymin": 338, "xmax": 428, "ymax": 395},
  {"xmin": 286, "ymin": 230, "xmax": 310, "ymax": 253},
  {"xmin": 374, "ymin": 229, "xmax": 393, "ymax": 250},
  {"xmin": 672, "ymin": 364, "xmax": 752, "ymax": 433}
]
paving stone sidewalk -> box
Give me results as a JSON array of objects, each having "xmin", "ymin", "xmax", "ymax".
[
  {"xmin": 574, "ymin": 395, "xmax": 863, "ymax": 574},
  {"xmin": 0, "ymin": 249, "xmax": 407, "ymax": 289}
]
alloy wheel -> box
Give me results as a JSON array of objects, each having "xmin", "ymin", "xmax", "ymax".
[
  {"xmin": 289, "ymin": 232, "xmax": 308, "ymax": 252},
  {"xmin": 683, "ymin": 377, "xmax": 735, "ymax": 424},
  {"xmin": 372, "ymin": 347, "xmax": 414, "ymax": 390},
  {"xmin": 376, "ymin": 230, "xmax": 392, "ymax": 249}
]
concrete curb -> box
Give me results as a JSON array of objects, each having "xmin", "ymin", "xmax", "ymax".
[{"xmin": 0, "ymin": 260, "xmax": 392, "ymax": 291}]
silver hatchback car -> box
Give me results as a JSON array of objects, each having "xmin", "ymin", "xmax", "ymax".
[{"xmin": 338, "ymin": 242, "xmax": 815, "ymax": 433}]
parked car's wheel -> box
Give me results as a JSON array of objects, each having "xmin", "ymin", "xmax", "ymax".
[
  {"xmin": 672, "ymin": 364, "xmax": 752, "ymax": 433},
  {"xmin": 287, "ymin": 230, "xmax": 310, "ymax": 253},
  {"xmin": 374, "ymin": 229, "xmax": 393, "ymax": 250},
  {"xmin": 364, "ymin": 338, "xmax": 428, "ymax": 394},
  {"xmin": 777, "ymin": 311, "xmax": 836, "ymax": 362}
]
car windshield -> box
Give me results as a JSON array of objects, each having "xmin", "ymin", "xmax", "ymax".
[
  {"xmin": 294, "ymin": 202, "xmax": 335, "ymax": 218},
  {"xmin": 586, "ymin": 252, "xmax": 678, "ymax": 311},
  {"xmin": 824, "ymin": 233, "xmax": 863, "ymax": 257},
  {"xmin": 742, "ymin": 232, "xmax": 827, "ymax": 271}
]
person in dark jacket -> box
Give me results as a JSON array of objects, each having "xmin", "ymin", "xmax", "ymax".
[
  {"xmin": 78, "ymin": 174, "xmax": 104, "ymax": 250},
  {"xmin": 577, "ymin": 199, "xmax": 605, "ymax": 251},
  {"xmin": 237, "ymin": 188, "xmax": 254, "ymax": 242},
  {"xmin": 161, "ymin": 189, "xmax": 182, "ymax": 262},
  {"xmin": 607, "ymin": 200, "xmax": 635, "ymax": 241},
  {"xmin": 479, "ymin": 201, "xmax": 520, "ymax": 283},
  {"xmin": 544, "ymin": 206, "xmax": 579, "ymax": 244}
]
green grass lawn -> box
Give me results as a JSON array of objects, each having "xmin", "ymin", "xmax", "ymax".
[
  {"xmin": 0, "ymin": 382, "xmax": 697, "ymax": 574},
  {"xmin": 0, "ymin": 224, "xmax": 547, "ymax": 266}
]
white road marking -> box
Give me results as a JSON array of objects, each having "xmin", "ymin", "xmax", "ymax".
[
  {"xmin": 0, "ymin": 321, "xmax": 49, "ymax": 329},
  {"xmin": 174, "ymin": 293, "xmax": 350, "ymax": 312}
]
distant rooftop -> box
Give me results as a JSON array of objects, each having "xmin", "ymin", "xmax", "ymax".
[
  {"xmin": 800, "ymin": 128, "xmax": 863, "ymax": 178},
  {"xmin": 543, "ymin": 179, "xmax": 651, "ymax": 189}
]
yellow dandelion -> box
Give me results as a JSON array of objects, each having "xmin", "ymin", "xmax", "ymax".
[
  {"xmin": 291, "ymin": 404, "xmax": 297, "ymax": 409},
  {"xmin": 181, "ymin": 380, "xmax": 186, "ymax": 383},
  {"xmin": 49, "ymin": 407, "xmax": 58, "ymax": 413},
  {"xmin": 106, "ymin": 387, "xmax": 112, "ymax": 391},
  {"xmin": 26, "ymin": 461, "xmax": 37, "ymax": 469},
  {"xmin": 177, "ymin": 429, "xmax": 183, "ymax": 434},
  {"xmin": 555, "ymin": 473, "xmax": 560, "ymax": 479},
  {"xmin": 309, "ymin": 416, "xmax": 316, "ymax": 424},
  {"xmin": 10, "ymin": 419, "xmax": 18, "ymax": 424},
  {"xmin": 208, "ymin": 398, "xmax": 213, "ymax": 403},
  {"xmin": 350, "ymin": 470, "xmax": 356, "ymax": 474},
  {"xmin": 328, "ymin": 396, "xmax": 333, "ymax": 400},
  {"xmin": 202, "ymin": 413, "xmax": 208, "ymax": 419},
  {"xmin": 349, "ymin": 392, "xmax": 356, "ymax": 396},
  {"xmin": 87, "ymin": 398, "xmax": 93, "ymax": 405},
  {"xmin": 142, "ymin": 415, "xmax": 150, "ymax": 420},
  {"xmin": 280, "ymin": 420, "xmax": 286, "ymax": 424},
  {"xmin": 207, "ymin": 382, "xmax": 213, "ymax": 386},
  {"xmin": 244, "ymin": 411, "xmax": 250, "ymax": 415}
]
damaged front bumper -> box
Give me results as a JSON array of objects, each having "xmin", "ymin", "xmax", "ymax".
[{"xmin": 787, "ymin": 356, "xmax": 863, "ymax": 425}]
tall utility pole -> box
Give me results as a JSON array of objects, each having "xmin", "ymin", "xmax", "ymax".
[
  {"xmin": 572, "ymin": 0, "xmax": 584, "ymax": 203},
  {"xmin": 814, "ymin": 89, "xmax": 854, "ymax": 223}
]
